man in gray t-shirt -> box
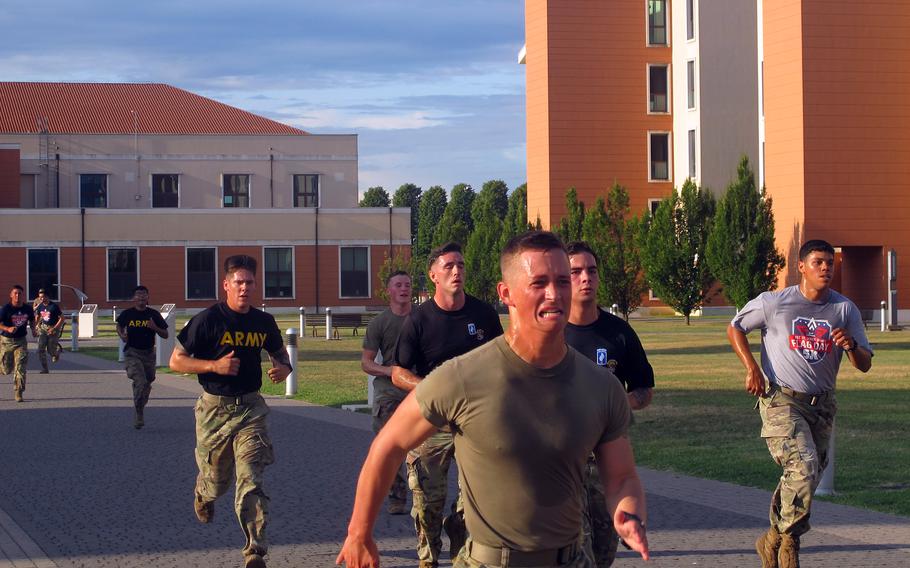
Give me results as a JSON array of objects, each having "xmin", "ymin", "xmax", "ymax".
[
  {"xmin": 361, "ymin": 270, "xmax": 412, "ymax": 515},
  {"xmin": 728, "ymin": 239, "xmax": 872, "ymax": 568}
]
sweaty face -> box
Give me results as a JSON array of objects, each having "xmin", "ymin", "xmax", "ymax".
[
  {"xmin": 37, "ymin": 293, "xmax": 48, "ymax": 305},
  {"xmin": 569, "ymin": 252, "xmax": 599, "ymax": 306},
  {"xmin": 503, "ymin": 249, "xmax": 571, "ymax": 333},
  {"xmin": 387, "ymin": 274, "xmax": 412, "ymax": 305},
  {"xmin": 133, "ymin": 290, "xmax": 149, "ymax": 308},
  {"xmin": 10, "ymin": 288, "xmax": 23, "ymax": 306},
  {"xmin": 798, "ymin": 251, "xmax": 835, "ymax": 291},
  {"xmin": 224, "ymin": 268, "xmax": 257, "ymax": 312},
  {"xmin": 429, "ymin": 252, "xmax": 465, "ymax": 296}
]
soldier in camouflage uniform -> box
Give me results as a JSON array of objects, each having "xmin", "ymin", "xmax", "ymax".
[
  {"xmin": 34, "ymin": 289, "xmax": 64, "ymax": 373},
  {"xmin": 170, "ymin": 255, "xmax": 291, "ymax": 568},
  {"xmin": 361, "ymin": 270, "xmax": 413, "ymax": 514},
  {"xmin": 1, "ymin": 285, "xmax": 36, "ymax": 402},
  {"xmin": 728, "ymin": 240, "xmax": 873, "ymax": 568},
  {"xmin": 116, "ymin": 286, "xmax": 168, "ymax": 429},
  {"xmin": 391, "ymin": 243, "xmax": 503, "ymax": 567}
]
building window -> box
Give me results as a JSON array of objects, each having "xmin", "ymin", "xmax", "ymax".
[
  {"xmin": 108, "ymin": 248, "xmax": 138, "ymax": 301},
  {"xmin": 647, "ymin": 0, "xmax": 667, "ymax": 45},
  {"xmin": 79, "ymin": 174, "xmax": 107, "ymax": 208},
  {"xmin": 687, "ymin": 60, "xmax": 696, "ymax": 109},
  {"xmin": 686, "ymin": 0, "xmax": 695, "ymax": 40},
  {"xmin": 186, "ymin": 248, "xmax": 217, "ymax": 300},
  {"xmin": 152, "ymin": 174, "xmax": 179, "ymax": 208},
  {"xmin": 293, "ymin": 174, "xmax": 319, "ymax": 207},
  {"xmin": 648, "ymin": 65, "xmax": 669, "ymax": 113},
  {"xmin": 27, "ymin": 249, "xmax": 59, "ymax": 301},
  {"xmin": 264, "ymin": 247, "xmax": 294, "ymax": 299},
  {"xmin": 222, "ymin": 174, "xmax": 250, "ymax": 208},
  {"xmin": 649, "ymin": 132, "xmax": 671, "ymax": 181},
  {"xmin": 340, "ymin": 247, "xmax": 369, "ymax": 298},
  {"xmin": 688, "ymin": 129, "xmax": 697, "ymax": 179}
]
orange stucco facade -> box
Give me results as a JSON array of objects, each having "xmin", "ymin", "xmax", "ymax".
[
  {"xmin": 525, "ymin": 0, "xmax": 674, "ymax": 227},
  {"xmin": 763, "ymin": 0, "xmax": 910, "ymax": 309}
]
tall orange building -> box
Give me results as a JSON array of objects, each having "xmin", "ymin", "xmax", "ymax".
[{"xmin": 524, "ymin": 0, "xmax": 674, "ymax": 225}]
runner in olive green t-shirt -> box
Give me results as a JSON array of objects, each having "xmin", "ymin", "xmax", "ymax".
[
  {"xmin": 338, "ymin": 231, "xmax": 649, "ymax": 568},
  {"xmin": 361, "ymin": 270, "xmax": 412, "ymax": 514}
]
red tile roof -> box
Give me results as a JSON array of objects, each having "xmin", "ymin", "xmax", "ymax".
[{"xmin": 0, "ymin": 82, "xmax": 307, "ymax": 136}]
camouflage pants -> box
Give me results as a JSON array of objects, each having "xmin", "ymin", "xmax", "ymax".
[
  {"xmin": 195, "ymin": 392, "xmax": 275, "ymax": 559},
  {"xmin": 453, "ymin": 537, "xmax": 594, "ymax": 568},
  {"xmin": 372, "ymin": 394, "xmax": 408, "ymax": 506},
  {"xmin": 758, "ymin": 388, "xmax": 837, "ymax": 537},
  {"xmin": 124, "ymin": 347, "xmax": 156, "ymax": 410},
  {"xmin": 408, "ymin": 429, "xmax": 466, "ymax": 565},
  {"xmin": 581, "ymin": 459, "xmax": 619, "ymax": 567},
  {"xmin": 0, "ymin": 336, "xmax": 28, "ymax": 395},
  {"xmin": 36, "ymin": 324, "xmax": 62, "ymax": 371}
]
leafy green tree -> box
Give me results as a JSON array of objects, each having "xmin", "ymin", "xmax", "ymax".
[
  {"xmin": 499, "ymin": 183, "xmax": 528, "ymax": 253},
  {"xmin": 375, "ymin": 250, "xmax": 413, "ymax": 302},
  {"xmin": 584, "ymin": 183, "xmax": 648, "ymax": 320},
  {"xmin": 555, "ymin": 188, "xmax": 585, "ymax": 243},
  {"xmin": 465, "ymin": 191, "xmax": 504, "ymax": 304},
  {"xmin": 392, "ymin": 183, "xmax": 422, "ymax": 248},
  {"xmin": 640, "ymin": 179, "xmax": 716, "ymax": 324},
  {"xmin": 706, "ymin": 156, "xmax": 786, "ymax": 308},
  {"xmin": 432, "ymin": 183, "xmax": 475, "ymax": 247},
  {"xmin": 414, "ymin": 185, "xmax": 448, "ymax": 293},
  {"xmin": 359, "ymin": 186, "xmax": 390, "ymax": 207},
  {"xmin": 480, "ymin": 179, "xmax": 509, "ymax": 220}
]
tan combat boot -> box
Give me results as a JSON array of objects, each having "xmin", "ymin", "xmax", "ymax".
[
  {"xmin": 777, "ymin": 534, "xmax": 800, "ymax": 568},
  {"xmin": 14, "ymin": 390, "xmax": 23, "ymax": 403},
  {"xmin": 755, "ymin": 527, "xmax": 781, "ymax": 568}
]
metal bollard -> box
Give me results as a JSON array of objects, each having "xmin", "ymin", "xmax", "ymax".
[
  {"xmin": 285, "ymin": 328, "xmax": 298, "ymax": 397},
  {"xmin": 71, "ymin": 313, "xmax": 79, "ymax": 352},
  {"xmin": 325, "ymin": 307, "xmax": 333, "ymax": 340},
  {"xmin": 298, "ymin": 307, "xmax": 306, "ymax": 341},
  {"xmin": 881, "ymin": 300, "xmax": 887, "ymax": 333},
  {"xmin": 112, "ymin": 305, "xmax": 117, "ymax": 323},
  {"xmin": 118, "ymin": 338, "xmax": 125, "ymax": 362},
  {"xmin": 261, "ymin": 303, "xmax": 266, "ymax": 313},
  {"xmin": 612, "ymin": 303, "xmax": 619, "ymax": 316},
  {"xmin": 815, "ymin": 422, "xmax": 836, "ymax": 495}
]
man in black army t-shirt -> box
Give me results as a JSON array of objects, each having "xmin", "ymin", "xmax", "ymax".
[
  {"xmin": 34, "ymin": 288, "xmax": 65, "ymax": 374},
  {"xmin": 169, "ymin": 255, "xmax": 292, "ymax": 568},
  {"xmin": 392, "ymin": 242, "xmax": 503, "ymax": 567},
  {"xmin": 1, "ymin": 285, "xmax": 36, "ymax": 402},
  {"xmin": 565, "ymin": 241, "xmax": 655, "ymax": 568},
  {"xmin": 116, "ymin": 285, "xmax": 168, "ymax": 429}
]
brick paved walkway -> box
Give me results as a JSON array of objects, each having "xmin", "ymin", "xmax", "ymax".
[{"xmin": 1, "ymin": 346, "xmax": 908, "ymax": 567}]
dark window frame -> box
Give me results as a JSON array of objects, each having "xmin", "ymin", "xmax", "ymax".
[
  {"xmin": 293, "ymin": 174, "xmax": 319, "ymax": 208},
  {"xmin": 151, "ymin": 174, "xmax": 180, "ymax": 208},
  {"xmin": 222, "ymin": 174, "xmax": 250, "ymax": 208},
  {"xmin": 27, "ymin": 248, "xmax": 59, "ymax": 301},
  {"xmin": 648, "ymin": 64, "xmax": 669, "ymax": 113},
  {"xmin": 79, "ymin": 174, "xmax": 107, "ymax": 208},
  {"xmin": 339, "ymin": 246, "xmax": 370, "ymax": 299},
  {"xmin": 649, "ymin": 132, "xmax": 671, "ymax": 181},
  {"xmin": 107, "ymin": 248, "xmax": 139, "ymax": 302},
  {"xmin": 647, "ymin": 0, "xmax": 668, "ymax": 46},
  {"xmin": 186, "ymin": 247, "xmax": 217, "ymax": 300},
  {"xmin": 263, "ymin": 247, "xmax": 294, "ymax": 299}
]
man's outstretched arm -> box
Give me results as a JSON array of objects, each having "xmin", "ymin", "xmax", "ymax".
[
  {"xmin": 595, "ymin": 436, "xmax": 650, "ymax": 561},
  {"xmin": 337, "ymin": 392, "xmax": 437, "ymax": 567}
]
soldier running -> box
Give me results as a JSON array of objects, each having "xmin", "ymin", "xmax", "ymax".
[
  {"xmin": 169, "ymin": 254, "xmax": 292, "ymax": 568},
  {"xmin": 116, "ymin": 285, "xmax": 168, "ymax": 429},
  {"xmin": 34, "ymin": 288, "xmax": 64, "ymax": 374},
  {"xmin": 1, "ymin": 285, "xmax": 36, "ymax": 402}
]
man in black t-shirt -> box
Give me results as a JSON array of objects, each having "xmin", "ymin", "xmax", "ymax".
[
  {"xmin": 565, "ymin": 241, "xmax": 655, "ymax": 568},
  {"xmin": 1, "ymin": 285, "xmax": 36, "ymax": 402},
  {"xmin": 392, "ymin": 242, "xmax": 503, "ymax": 567},
  {"xmin": 170, "ymin": 255, "xmax": 291, "ymax": 568},
  {"xmin": 34, "ymin": 288, "xmax": 64, "ymax": 373},
  {"xmin": 116, "ymin": 285, "xmax": 168, "ymax": 429}
]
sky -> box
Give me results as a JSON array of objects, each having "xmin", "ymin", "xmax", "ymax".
[{"xmin": 0, "ymin": 0, "xmax": 527, "ymax": 198}]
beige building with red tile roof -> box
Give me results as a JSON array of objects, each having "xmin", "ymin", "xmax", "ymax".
[{"xmin": 0, "ymin": 82, "xmax": 410, "ymax": 312}]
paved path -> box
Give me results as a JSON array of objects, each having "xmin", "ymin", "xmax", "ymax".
[{"xmin": 1, "ymin": 346, "xmax": 908, "ymax": 567}]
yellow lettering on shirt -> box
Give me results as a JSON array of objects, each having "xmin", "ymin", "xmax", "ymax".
[
  {"xmin": 128, "ymin": 320, "xmax": 150, "ymax": 328},
  {"xmin": 218, "ymin": 331, "xmax": 268, "ymax": 348}
]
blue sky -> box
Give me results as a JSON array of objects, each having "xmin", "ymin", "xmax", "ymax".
[{"xmin": 0, "ymin": 0, "xmax": 527, "ymax": 197}]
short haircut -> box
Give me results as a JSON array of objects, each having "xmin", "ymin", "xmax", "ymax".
[
  {"xmin": 37, "ymin": 288, "xmax": 47, "ymax": 295},
  {"xmin": 427, "ymin": 242, "xmax": 463, "ymax": 270},
  {"xmin": 566, "ymin": 241, "xmax": 599, "ymax": 266},
  {"xmin": 500, "ymin": 231, "xmax": 567, "ymax": 275},
  {"xmin": 134, "ymin": 285, "xmax": 149, "ymax": 294},
  {"xmin": 385, "ymin": 270, "xmax": 410, "ymax": 287},
  {"xmin": 11, "ymin": 284, "xmax": 24, "ymax": 292},
  {"xmin": 224, "ymin": 254, "xmax": 258, "ymax": 276},
  {"xmin": 799, "ymin": 239, "xmax": 835, "ymax": 261}
]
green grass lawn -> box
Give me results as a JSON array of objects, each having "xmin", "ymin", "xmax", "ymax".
[{"xmin": 76, "ymin": 315, "xmax": 910, "ymax": 517}]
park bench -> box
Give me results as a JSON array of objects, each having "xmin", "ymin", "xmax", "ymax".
[
  {"xmin": 860, "ymin": 309, "xmax": 874, "ymax": 330},
  {"xmin": 304, "ymin": 312, "xmax": 375, "ymax": 338}
]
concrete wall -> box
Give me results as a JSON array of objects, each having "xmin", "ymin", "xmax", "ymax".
[{"xmin": 3, "ymin": 133, "xmax": 358, "ymax": 210}]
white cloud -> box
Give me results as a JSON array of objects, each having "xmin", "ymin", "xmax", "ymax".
[{"xmin": 283, "ymin": 107, "xmax": 450, "ymax": 131}]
